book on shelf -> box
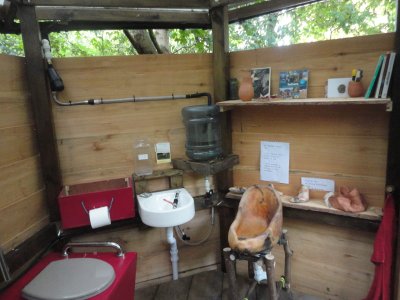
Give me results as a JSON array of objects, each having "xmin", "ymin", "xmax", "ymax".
[
  {"xmin": 374, "ymin": 52, "xmax": 389, "ymax": 98},
  {"xmin": 364, "ymin": 54, "xmax": 384, "ymax": 98},
  {"xmin": 381, "ymin": 52, "xmax": 396, "ymax": 98},
  {"xmin": 279, "ymin": 69, "xmax": 309, "ymax": 99}
]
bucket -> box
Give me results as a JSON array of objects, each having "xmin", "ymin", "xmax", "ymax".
[{"xmin": 182, "ymin": 105, "xmax": 222, "ymax": 161}]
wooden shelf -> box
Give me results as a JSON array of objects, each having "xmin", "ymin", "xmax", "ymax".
[
  {"xmin": 217, "ymin": 97, "xmax": 392, "ymax": 112},
  {"xmin": 172, "ymin": 154, "xmax": 239, "ymax": 176},
  {"xmin": 225, "ymin": 192, "xmax": 382, "ymax": 221},
  {"xmin": 280, "ymin": 195, "xmax": 382, "ymax": 221}
]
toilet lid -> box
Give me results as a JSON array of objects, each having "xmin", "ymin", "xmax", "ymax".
[{"xmin": 22, "ymin": 258, "xmax": 115, "ymax": 300}]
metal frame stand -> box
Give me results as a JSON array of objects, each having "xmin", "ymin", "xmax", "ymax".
[{"xmin": 223, "ymin": 229, "xmax": 293, "ymax": 300}]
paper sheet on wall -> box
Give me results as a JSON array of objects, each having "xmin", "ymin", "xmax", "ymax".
[
  {"xmin": 260, "ymin": 141, "xmax": 290, "ymax": 184},
  {"xmin": 301, "ymin": 177, "xmax": 335, "ymax": 192}
]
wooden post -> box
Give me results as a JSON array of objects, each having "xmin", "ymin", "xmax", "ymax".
[
  {"xmin": 388, "ymin": 2, "xmax": 400, "ymax": 299},
  {"xmin": 264, "ymin": 253, "xmax": 278, "ymax": 300},
  {"xmin": 223, "ymin": 247, "xmax": 239, "ymax": 300},
  {"xmin": 211, "ymin": 4, "xmax": 235, "ymax": 272},
  {"xmin": 281, "ymin": 229, "xmax": 293, "ymax": 290},
  {"xmin": 17, "ymin": 4, "xmax": 62, "ymax": 221}
]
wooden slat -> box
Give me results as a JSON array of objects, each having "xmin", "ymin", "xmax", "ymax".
[
  {"xmin": 0, "ymin": 156, "xmax": 44, "ymax": 209},
  {"xmin": 229, "ymin": 0, "xmax": 324, "ymax": 23},
  {"xmin": 29, "ymin": 0, "xmax": 210, "ymax": 9},
  {"xmin": 35, "ymin": 7, "xmax": 210, "ymax": 25},
  {"xmin": 188, "ymin": 270, "xmax": 223, "ymax": 299},
  {"xmin": 155, "ymin": 276, "xmax": 192, "ymax": 300},
  {"xmin": 268, "ymin": 218, "xmax": 375, "ymax": 299},
  {"xmin": 231, "ymin": 105, "xmax": 389, "ymax": 137},
  {"xmin": 40, "ymin": 21, "xmax": 212, "ymax": 33},
  {"xmin": 0, "ymin": 190, "xmax": 49, "ymax": 249},
  {"xmin": 233, "ymin": 132, "xmax": 388, "ymax": 177},
  {"xmin": 0, "ymin": 126, "xmax": 38, "ymax": 167}
]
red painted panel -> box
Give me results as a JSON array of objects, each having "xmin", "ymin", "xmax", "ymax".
[{"xmin": 58, "ymin": 178, "xmax": 135, "ymax": 229}]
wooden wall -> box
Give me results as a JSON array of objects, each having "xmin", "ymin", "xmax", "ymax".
[
  {"xmin": 52, "ymin": 53, "xmax": 214, "ymax": 196},
  {"xmin": 52, "ymin": 53, "xmax": 220, "ymax": 286},
  {"xmin": 230, "ymin": 33, "xmax": 395, "ymax": 298},
  {"xmin": 1, "ymin": 33, "xmax": 394, "ymax": 297},
  {"xmin": 0, "ymin": 55, "xmax": 48, "ymax": 252}
]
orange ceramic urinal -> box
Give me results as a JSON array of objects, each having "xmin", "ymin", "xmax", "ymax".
[{"xmin": 228, "ymin": 185, "xmax": 282, "ymax": 253}]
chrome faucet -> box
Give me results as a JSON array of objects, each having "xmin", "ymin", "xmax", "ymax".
[{"xmin": 173, "ymin": 190, "xmax": 180, "ymax": 209}]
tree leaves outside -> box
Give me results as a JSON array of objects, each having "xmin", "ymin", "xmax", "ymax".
[{"xmin": 0, "ymin": 0, "xmax": 395, "ymax": 57}]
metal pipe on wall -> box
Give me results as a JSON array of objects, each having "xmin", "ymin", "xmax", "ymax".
[{"xmin": 51, "ymin": 91, "xmax": 212, "ymax": 106}]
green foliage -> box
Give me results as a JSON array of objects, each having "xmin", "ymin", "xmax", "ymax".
[
  {"xmin": 230, "ymin": 0, "xmax": 396, "ymax": 51},
  {"xmin": 0, "ymin": 34, "xmax": 24, "ymax": 56},
  {"xmin": 48, "ymin": 31, "xmax": 136, "ymax": 57},
  {"xmin": 169, "ymin": 29, "xmax": 212, "ymax": 54},
  {"xmin": 0, "ymin": 0, "xmax": 395, "ymax": 57}
]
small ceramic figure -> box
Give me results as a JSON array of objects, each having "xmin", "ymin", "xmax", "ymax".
[{"xmin": 291, "ymin": 185, "xmax": 309, "ymax": 203}]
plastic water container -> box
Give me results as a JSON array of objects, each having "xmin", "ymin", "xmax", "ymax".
[
  {"xmin": 133, "ymin": 139, "xmax": 153, "ymax": 176},
  {"xmin": 182, "ymin": 105, "xmax": 222, "ymax": 161}
]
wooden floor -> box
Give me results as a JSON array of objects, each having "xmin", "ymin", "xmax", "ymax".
[{"xmin": 135, "ymin": 270, "xmax": 322, "ymax": 300}]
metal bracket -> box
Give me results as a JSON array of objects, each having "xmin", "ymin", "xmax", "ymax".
[{"xmin": 386, "ymin": 101, "xmax": 393, "ymax": 112}]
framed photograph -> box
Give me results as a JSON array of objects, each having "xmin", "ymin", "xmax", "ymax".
[
  {"xmin": 279, "ymin": 69, "xmax": 309, "ymax": 99},
  {"xmin": 251, "ymin": 67, "xmax": 271, "ymax": 99}
]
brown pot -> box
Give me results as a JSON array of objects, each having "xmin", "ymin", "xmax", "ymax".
[
  {"xmin": 238, "ymin": 75, "xmax": 254, "ymax": 101},
  {"xmin": 348, "ymin": 81, "xmax": 364, "ymax": 97}
]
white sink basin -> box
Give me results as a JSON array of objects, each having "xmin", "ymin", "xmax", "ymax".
[{"xmin": 137, "ymin": 188, "xmax": 195, "ymax": 227}]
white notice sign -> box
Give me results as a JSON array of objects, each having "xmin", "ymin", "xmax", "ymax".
[
  {"xmin": 260, "ymin": 141, "xmax": 290, "ymax": 184},
  {"xmin": 301, "ymin": 177, "xmax": 335, "ymax": 192}
]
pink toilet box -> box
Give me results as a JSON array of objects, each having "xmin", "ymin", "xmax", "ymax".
[
  {"xmin": 58, "ymin": 178, "xmax": 136, "ymax": 230},
  {"xmin": 0, "ymin": 251, "xmax": 138, "ymax": 300}
]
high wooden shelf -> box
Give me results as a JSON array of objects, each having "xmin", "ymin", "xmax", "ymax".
[{"xmin": 217, "ymin": 97, "xmax": 392, "ymax": 112}]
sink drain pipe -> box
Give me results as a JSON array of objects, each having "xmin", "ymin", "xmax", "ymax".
[{"xmin": 166, "ymin": 227, "xmax": 179, "ymax": 280}]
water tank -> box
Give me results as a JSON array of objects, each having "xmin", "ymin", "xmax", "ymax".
[{"xmin": 182, "ymin": 105, "xmax": 222, "ymax": 161}]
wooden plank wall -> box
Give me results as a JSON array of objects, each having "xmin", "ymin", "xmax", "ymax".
[
  {"xmin": 230, "ymin": 33, "xmax": 395, "ymax": 298},
  {"xmin": 52, "ymin": 53, "xmax": 213, "ymax": 196},
  {"xmin": 0, "ymin": 54, "xmax": 49, "ymax": 252},
  {"xmin": 52, "ymin": 53, "xmax": 220, "ymax": 286}
]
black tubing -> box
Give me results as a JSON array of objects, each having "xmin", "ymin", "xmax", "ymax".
[{"xmin": 186, "ymin": 92, "xmax": 212, "ymax": 105}]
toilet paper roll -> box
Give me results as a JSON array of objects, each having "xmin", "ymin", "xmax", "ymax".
[{"xmin": 89, "ymin": 206, "xmax": 111, "ymax": 229}]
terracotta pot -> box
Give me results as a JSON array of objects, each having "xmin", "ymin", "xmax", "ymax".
[
  {"xmin": 348, "ymin": 81, "xmax": 364, "ymax": 97},
  {"xmin": 238, "ymin": 75, "xmax": 254, "ymax": 101}
]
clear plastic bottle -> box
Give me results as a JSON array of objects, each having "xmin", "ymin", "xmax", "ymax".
[{"xmin": 133, "ymin": 139, "xmax": 153, "ymax": 176}]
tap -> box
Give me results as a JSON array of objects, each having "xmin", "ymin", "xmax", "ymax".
[{"xmin": 173, "ymin": 190, "xmax": 180, "ymax": 209}]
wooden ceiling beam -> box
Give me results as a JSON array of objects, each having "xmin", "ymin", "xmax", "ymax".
[
  {"xmin": 39, "ymin": 21, "xmax": 211, "ymax": 34},
  {"xmin": 228, "ymin": 0, "xmax": 324, "ymax": 23},
  {"xmin": 21, "ymin": 0, "xmax": 210, "ymax": 9},
  {"xmin": 35, "ymin": 7, "xmax": 210, "ymax": 25}
]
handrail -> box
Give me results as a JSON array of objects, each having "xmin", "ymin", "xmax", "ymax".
[{"xmin": 61, "ymin": 241, "xmax": 124, "ymax": 257}]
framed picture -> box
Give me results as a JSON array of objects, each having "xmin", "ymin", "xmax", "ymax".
[
  {"xmin": 251, "ymin": 67, "xmax": 271, "ymax": 98},
  {"xmin": 279, "ymin": 69, "xmax": 309, "ymax": 99}
]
